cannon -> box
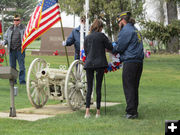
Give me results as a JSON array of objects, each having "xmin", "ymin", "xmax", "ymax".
[{"xmin": 26, "ymin": 58, "xmax": 88, "ymax": 110}]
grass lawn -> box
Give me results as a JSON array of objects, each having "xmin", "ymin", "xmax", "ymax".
[
  {"xmin": 0, "ymin": 53, "xmax": 180, "ymax": 135},
  {"xmin": 26, "ymin": 40, "xmax": 41, "ymax": 50}
]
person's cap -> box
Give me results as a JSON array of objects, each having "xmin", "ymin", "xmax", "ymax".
[
  {"xmin": 116, "ymin": 11, "xmax": 131, "ymax": 23},
  {"xmin": 80, "ymin": 15, "xmax": 86, "ymax": 22},
  {"xmin": 14, "ymin": 14, "xmax": 21, "ymax": 20}
]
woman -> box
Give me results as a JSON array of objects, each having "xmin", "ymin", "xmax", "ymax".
[{"xmin": 84, "ymin": 19, "xmax": 113, "ymax": 118}]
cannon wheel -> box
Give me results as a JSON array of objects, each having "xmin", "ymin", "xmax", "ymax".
[
  {"xmin": 26, "ymin": 58, "xmax": 49, "ymax": 108},
  {"xmin": 65, "ymin": 60, "xmax": 87, "ymax": 110}
]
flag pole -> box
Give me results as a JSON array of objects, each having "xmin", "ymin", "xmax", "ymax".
[
  {"xmin": 59, "ymin": 20, "xmax": 69, "ymax": 68},
  {"xmin": 58, "ymin": 4, "xmax": 69, "ymax": 68}
]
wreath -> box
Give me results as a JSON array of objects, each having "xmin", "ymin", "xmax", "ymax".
[{"xmin": 104, "ymin": 54, "xmax": 122, "ymax": 73}]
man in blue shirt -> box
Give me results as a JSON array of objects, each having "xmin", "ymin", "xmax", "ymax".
[
  {"xmin": 62, "ymin": 16, "xmax": 86, "ymax": 60},
  {"xmin": 113, "ymin": 11, "xmax": 144, "ymax": 119}
]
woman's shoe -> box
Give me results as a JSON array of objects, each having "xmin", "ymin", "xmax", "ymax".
[
  {"xmin": 95, "ymin": 114, "xmax": 100, "ymax": 118},
  {"xmin": 84, "ymin": 114, "xmax": 90, "ymax": 119}
]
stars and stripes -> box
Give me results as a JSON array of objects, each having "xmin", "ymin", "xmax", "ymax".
[{"xmin": 21, "ymin": 0, "xmax": 61, "ymax": 53}]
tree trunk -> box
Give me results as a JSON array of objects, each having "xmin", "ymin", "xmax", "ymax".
[
  {"xmin": 159, "ymin": 0, "xmax": 165, "ymax": 23},
  {"xmin": 167, "ymin": 0, "xmax": 177, "ymax": 24},
  {"xmin": 166, "ymin": 0, "xmax": 179, "ymax": 53}
]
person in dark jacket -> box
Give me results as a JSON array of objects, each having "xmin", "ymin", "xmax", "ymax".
[
  {"xmin": 1, "ymin": 14, "xmax": 26, "ymax": 84},
  {"xmin": 84, "ymin": 19, "xmax": 113, "ymax": 118},
  {"xmin": 113, "ymin": 11, "xmax": 144, "ymax": 119},
  {"xmin": 62, "ymin": 16, "xmax": 86, "ymax": 60}
]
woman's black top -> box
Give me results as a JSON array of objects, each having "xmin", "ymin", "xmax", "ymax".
[{"xmin": 84, "ymin": 31, "xmax": 113, "ymax": 69}]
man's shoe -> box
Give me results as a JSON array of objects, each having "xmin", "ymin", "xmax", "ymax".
[{"xmin": 125, "ymin": 114, "xmax": 138, "ymax": 119}]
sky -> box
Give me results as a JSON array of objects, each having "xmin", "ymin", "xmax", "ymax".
[{"xmin": 53, "ymin": 12, "xmax": 80, "ymax": 28}]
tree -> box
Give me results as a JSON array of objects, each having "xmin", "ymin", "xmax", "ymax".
[
  {"xmin": 139, "ymin": 0, "xmax": 180, "ymax": 53},
  {"xmin": 0, "ymin": 0, "xmax": 14, "ymax": 33},
  {"xmin": 59, "ymin": 0, "xmax": 144, "ymax": 40},
  {"xmin": 166, "ymin": 0, "xmax": 179, "ymax": 52},
  {"xmin": 1, "ymin": 0, "xmax": 37, "ymax": 30},
  {"xmin": 140, "ymin": 20, "xmax": 180, "ymax": 53}
]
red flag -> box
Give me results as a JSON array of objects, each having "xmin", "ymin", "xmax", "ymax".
[
  {"xmin": 21, "ymin": 0, "xmax": 61, "ymax": 53},
  {"xmin": 0, "ymin": 21, "xmax": 2, "ymax": 35}
]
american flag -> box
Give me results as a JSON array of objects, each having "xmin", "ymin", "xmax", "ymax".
[{"xmin": 21, "ymin": 0, "xmax": 61, "ymax": 52}]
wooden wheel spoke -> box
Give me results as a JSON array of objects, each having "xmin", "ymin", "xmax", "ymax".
[
  {"xmin": 68, "ymin": 89, "xmax": 77, "ymax": 99},
  {"xmin": 30, "ymin": 84, "xmax": 36, "ymax": 90},
  {"xmin": 68, "ymin": 85, "xmax": 75, "ymax": 91},
  {"xmin": 34, "ymin": 64, "xmax": 38, "ymax": 73},
  {"xmin": 31, "ymin": 87, "xmax": 37, "ymax": 97},
  {"xmin": 34, "ymin": 89, "xmax": 38, "ymax": 103},
  {"xmin": 37, "ymin": 61, "xmax": 40, "ymax": 71},
  {"xmin": 40, "ymin": 63, "xmax": 45, "ymax": 70},
  {"xmin": 80, "ymin": 71, "xmax": 86, "ymax": 81},
  {"xmin": 76, "ymin": 64, "xmax": 81, "ymax": 78},
  {"xmin": 69, "ymin": 78, "xmax": 76, "ymax": 84},
  {"xmin": 30, "ymin": 79, "xmax": 37, "ymax": 83},
  {"xmin": 70, "ymin": 71, "xmax": 77, "ymax": 81},
  {"xmin": 31, "ymin": 70, "xmax": 36, "ymax": 76},
  {"xmin": 73, "ymin": 65, "xmax": 77, "ymax": 77},
  {"xmin": 36, "ymin": 91, "xmax": 41, "ymax": 105},
  {"xmin": 39, "ymin": 90, "xmax": 44, "ymax": 105}
]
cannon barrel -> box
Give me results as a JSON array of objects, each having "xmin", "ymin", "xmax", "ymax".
[{"xmin": 40, "ymin": 68, "xmax": 67, "ymax": 80}]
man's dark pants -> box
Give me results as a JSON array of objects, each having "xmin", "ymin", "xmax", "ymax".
[
  {"xmin": 9, "ymin": 49, "xmax": 26, "ymax": 84},
  {"xmin": 122, "ymin": 62, "xmax": 143, "ymax": 115}
]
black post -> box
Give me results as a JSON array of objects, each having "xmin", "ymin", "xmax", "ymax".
[{"xmin": 104, "ymin": 74, "xmax": 106, "ymax": 115}]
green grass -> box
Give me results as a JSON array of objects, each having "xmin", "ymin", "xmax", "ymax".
[
  {"xmin": 26, "ymin": 40, "xmax": 41, "ymax": 49},
  {"xmin": 0, "ymin": 54, "xmax": 180, "ymax": 135}
]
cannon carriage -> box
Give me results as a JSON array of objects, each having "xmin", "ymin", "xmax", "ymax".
[{"xmin": 26, "ymin": 58, "xmax": 88, "ymax": 110}]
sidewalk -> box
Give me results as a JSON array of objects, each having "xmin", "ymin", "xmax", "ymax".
[{"xmin": 0, "ymin": 102, "xmax": 120, "ymax": 121}]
